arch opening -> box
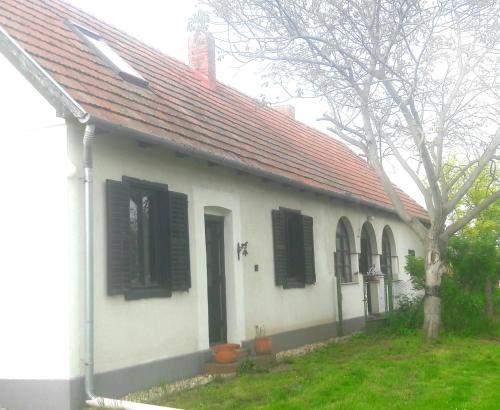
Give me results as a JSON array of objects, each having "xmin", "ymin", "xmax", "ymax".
[
  {"xmin": 335, "ymin": 217, "xmax": 356, "ymax": 283},
  {"xmin": 359, "ymin": 222, "xmax": 377, "ymax": 276},
  {"xmin": 381, "ymin": 226, "xmax": 397, "ymax": 277}
]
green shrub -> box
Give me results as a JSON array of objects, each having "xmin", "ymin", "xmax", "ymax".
[
  {"xmin": 385, "ymin": 295, "xmax": 424, "ymax": 335},
  {"xmin": 440, "ymin": 276, "xmax": 496, "ymax": 335},
  {"xmin": 385, "ymin": 280, "xmax": 496, "ymax": 337},
  {"xmin": 447, "ymin": 231, "xmax": 498, "ymax": 293},
  {"xmin": 405, "ymin": 255, "xmax": 425, "ymax": 290},
  {"xmin": 401, "ymin": 248, "xmax": 497, "ymax": 336},
  {"xmin": 237, "ymin": 357, "xmax": 256, "ymax": 374}
]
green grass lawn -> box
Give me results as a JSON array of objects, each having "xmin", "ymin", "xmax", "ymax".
[{"xmin": 151, "ymin": 333, "xmax": 500, "ymax": 410}]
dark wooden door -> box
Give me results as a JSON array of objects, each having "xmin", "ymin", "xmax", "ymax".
[{"xmin": 205, "ymin": 215, "xmax": 227, "ymax": 345}]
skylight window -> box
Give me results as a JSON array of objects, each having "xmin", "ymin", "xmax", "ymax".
[{"xmin": 70, "ymin": 23, "xmax": 148, "ymax": 87}]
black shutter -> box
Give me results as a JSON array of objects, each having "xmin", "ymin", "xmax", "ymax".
[
  {"xmin": 169, "ymin": 191, "xmax": 191, "ymax": 291},
  {"xmin": 272, "ymin": 209, "xmax": 287, "ymax": 286},
  {"xmin": 106, "ymin": 179, "xmax": 130, "ymax": 295},
  {"xmin": 302, "ymin": 215, "xmax": 316, "ymax": 284},
  {"xmin": 154, "ymin": 189, "xmax": 171, "ymax": 293}
]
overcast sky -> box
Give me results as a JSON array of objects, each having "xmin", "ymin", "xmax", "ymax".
[{"xmin": 65, "ymin": 0, "xmax": 423, "ymax": 205}]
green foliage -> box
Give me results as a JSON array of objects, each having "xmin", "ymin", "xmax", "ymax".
[
  {"xmin": 447, "ymin": 229, "xmax": 499, "ymax": 290},
  {"xmin": 280, "ymin": 356, "xmax": 295, "ymax": 365},
  {"xmin": 385, "ymin": 295, "xmax": 424, "ymax": 334},
  {"xmin": 447, "ymin": 163, "xmax": 499, "ymax": 289},
  {"xmin": 440, "ymin": 276, "xmax": 495, "ymax": 335},
  {"xmin": 396, "ymin": 248, "xmax": 498, "ymax": 336},
  {"xmin": 237, "ymin": 357, "xmax": 256, "ymax": 374},
  {"xmin": 436, "ymin": 164, "xmax": 499, "ymax": 334},
  {"xmin": 385, "ymin": 282, "xmax": 495, "ymax": 336},
  {"xmin": 405, "ymin": 255, "xmax": 425, "ymax": 290},
  {"xmin": 451, "ymin": 165, "xmax": 500, "ymax": 236}
]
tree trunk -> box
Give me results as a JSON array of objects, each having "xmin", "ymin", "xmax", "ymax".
[
  {"xmin": 423, "ymin": 295, "xmax": 441, "ymax": 340},
  {"xmin": 485, "ymin": 277, "xmax": 494, "ymax": 320},
  {"xmin": 422, "ymin": 243, "xmax": 446, "ymax": 341}
]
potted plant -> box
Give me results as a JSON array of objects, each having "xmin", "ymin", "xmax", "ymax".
[
  {"xmin": 213, "ymin": 343, "xmax": 239, "ymax": 364},
  {"xmin": 254, "ymin": 325, "xmax": 272, "ymax": 355}
]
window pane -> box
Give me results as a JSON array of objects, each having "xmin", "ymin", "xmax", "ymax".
[
  {"xmin": 129, "ymin": 196, "xmax": 141, "ymax": 286},
  {"xmin": 336, "ymin": 235, "xmax": 342, "ymax": 252},
  {"xmin": 336, "ymin": 221, "xmax": 352, "ymax": 283},
  {"xmin": 129, "ymin": 190, "xmax": 159, "ymax": 288},
  {"xmin": 141, "ymin": 195, "xmax": 154, "ymax": 285},
  {"xmin": 285, "ymin": 212, "xmax": 304, "ymax": 280},
  {"xmin": 345, "ymin": 252, "xmax": 352, "ymax": 282},
  {"xmin": 93, "ymin": 37, "xmax": 141, "ymax": 77},
  {"xmin": 382, "ymin": 231, "xmax": 393, "ymax": 276},
  {"xmin": 78, "ymin": 29, "xmax": 147, "ymax": 85}
]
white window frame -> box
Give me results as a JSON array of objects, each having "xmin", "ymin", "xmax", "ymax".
[{"xmin": 69, "ymin": 22, "xmax": 148, "ymax": 87}]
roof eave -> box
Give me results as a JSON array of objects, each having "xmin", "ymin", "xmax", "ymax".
[
  {"xmin": 0, "ymin": 24, "xmax": 89, "ymax": 123},
  {"xmin": 91, "ymin": 116, "xmax": 429, "ymax": 223}
]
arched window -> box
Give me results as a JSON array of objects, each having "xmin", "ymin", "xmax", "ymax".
[
  {"xmin": 335, "ymin": 219, "xmax": 352, "ymax": 283},
  {"xmin": 359, "ymin": 224, "xmax": 373, "ymax": 275},
  {"xmin": 381, "ymin": 228, "xmax": 393, "ymax": 276}
]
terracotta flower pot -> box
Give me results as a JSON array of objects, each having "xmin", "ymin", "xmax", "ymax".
[
  {"xmin": 213, "ymin": 343, "xmax": 239, "ymax": 354},
  {"xmin": 255, "ymin": 337, "xmax": 272, "ymax": 355},
  {"xmin": 214, "ymin": 349, "xmax": 237, "ymax": 364}
]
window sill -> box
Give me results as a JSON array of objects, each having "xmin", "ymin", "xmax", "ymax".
[
  {"xmin": 125, "ymin": 287, "xmax": 172, "ymax": 300},
  {"xmin": 283, "ymin": 279, "xmax": 306, "ymax": 289},
  {"xmin": 340, "ymin": 281, "xmax": 359, "ymax": 286}
]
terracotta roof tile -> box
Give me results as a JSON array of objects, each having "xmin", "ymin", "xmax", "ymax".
[{"xmin": 0, "ymin": 0, "xmax": 429, "ymax": 220}]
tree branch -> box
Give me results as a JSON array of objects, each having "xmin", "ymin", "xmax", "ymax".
[
  {"xmin": 442, "ymin": 189, "xmax": 500, "ymax": 239},
  {"xmin": 445, "ymin": 127, "xmax": 500, "ymax": 212},
  {"xmin": 379, "ymin": 76, "xmax": 443, "ymax": 216}
]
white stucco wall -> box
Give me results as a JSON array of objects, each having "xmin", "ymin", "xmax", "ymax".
[
  {"xmin": 66, "ymin": 124, "xmax": 424, "ymax": 379},
  {"xmin": 0, "ymin": 53, "xmax": 71, "ymax": 379}
]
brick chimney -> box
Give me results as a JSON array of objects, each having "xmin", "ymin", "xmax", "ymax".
[
  {"xmin": 275, "ymin": 105, "xmax": 295, "ymax": 119},
  {"xmin": 188, "ymin": 33, "xmax": 216, "ymax": 90}
]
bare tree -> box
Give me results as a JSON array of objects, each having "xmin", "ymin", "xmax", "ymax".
[{"xmin": 194, "ymin": 0, "xmax": 500, "ymax": 339}]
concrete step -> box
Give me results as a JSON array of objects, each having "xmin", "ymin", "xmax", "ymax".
[
  {"xmin": 204, "ymin": 361, "xmax": 240, "ymax": 376},
  {"xmin": 235, "ymin": 347, "xmax": 251, "ymax": 362},
  {"xmin": 252, "ymin": 353, "xmax": 275, "ymax": 369},
  {"xmin": 208, "ymin": 347, "xmax": 249, "ymax": 362}
]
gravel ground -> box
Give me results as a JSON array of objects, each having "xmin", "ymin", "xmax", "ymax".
[
  {"xmin": 122, "ymin": 374, "xmax": 215, "ymax": 404},
  {"xmin": 276, "ymin": 334, "xmax": 355, "ymax": 360}
]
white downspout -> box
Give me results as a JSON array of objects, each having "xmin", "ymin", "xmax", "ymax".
[
  {"xmin": 83, "ymin": 123, "xmax": 96, "ymax": 401},
  {"xmin": 82, "ymin": 124, "xmax": 179, "ymax": 410}
]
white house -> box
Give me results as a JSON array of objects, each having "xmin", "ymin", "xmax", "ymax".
[{"xmin": 0, "ymin": 0, "xmax": 427, "ymax": 409}]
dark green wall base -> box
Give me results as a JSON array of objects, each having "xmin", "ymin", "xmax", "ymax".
[
  {"xmin": 242, "ymin": 316, "xmax": 365, "ymax": 352},
  {"xmin": 365, "ymin": 316, "xmax": 389, "ymax": 334}
]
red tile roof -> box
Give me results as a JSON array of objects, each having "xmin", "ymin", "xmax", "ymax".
[{"xmin": 0, "ymin": 0, "xmax": 428, "ymax": 220}]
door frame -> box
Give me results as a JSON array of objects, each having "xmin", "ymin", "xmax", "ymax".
[{"xmin": 192, "ymin": 187, "xmax": 247, "ymax": 350}]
